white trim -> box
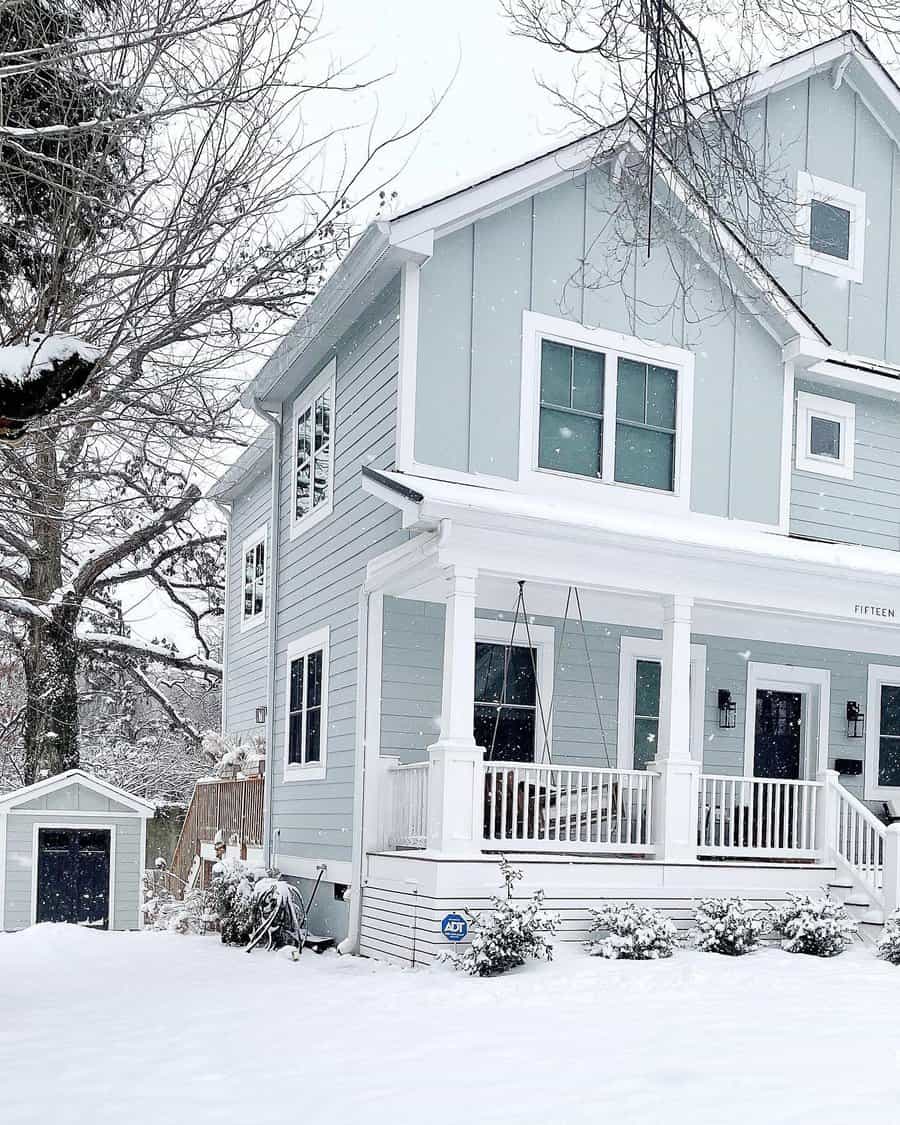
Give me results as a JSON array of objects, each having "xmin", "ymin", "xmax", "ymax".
[
  {"xmin": 0, "ymin": 768, "xmax": 154, "ymax": 815},
  {"xmin": 519, "ymin": 311, "xmax": 695, "ymax": 512},
  {"xmin": 778, "ymin": 361, "xmax": 795, "ymax": 531},
  {"xmin": 138, "ymin": 814, "xmax": 147, "ymax": 930},
  {"xmin": 0, "ymin": 809, "xmax": 7, "ymax": 930},
  {"xmin": 30, "ymin": 822, "xmax": 116, "ymax": 929},
  {"xmin": 282, "ymin": 625, "xmax": 330, "ymax": 783},
  {"xmin": 274, "ymin": 854, "xmax": 353, "ymax": 884},
  {"xmin": 289, "ymin": 358, "xmax": 337, "ymax": 541},
  {"xmin": 474, "ymin": 617, "xmax": 555, "ymax": 763},
  {"xmin": 864, "ymin": 663, "xmax": 900, "ymax": 800},
  {"xmin": 795, "ymin": 390, "xmax": 856, "ymax": 480},
  {"xmin": 743, "ymin": 662, "xmax": 831, "ymax": 779},
  {"xmin": 396, "ymin": 260, "xmax": 420, "ymax": 471},
  {"xmin": 794, "ymin": 170, "xmax": 866, "ymax": 283},
  {"xmin": 239, "ymin": 521, "xmax": 268, "ymax": 633},
  {"xmin": 616, "ymin": 636, "xmax": 707, "ymax": 768}
]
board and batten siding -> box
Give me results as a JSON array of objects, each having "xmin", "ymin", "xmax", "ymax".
[
  {"xmin": 223, "ymin": 465, "xmax": 272, "ymax": 741},
  {"xmin": 790, "ymin": 378, "xmax": 900, "ymax": 550},
  {"xmin": 269, "ymin": 279, "xmax": 406, "ymax": 870},
  {"xmin": 380, "ymin": 598, "xmax": 900, "ymax": 799},
  {"xmin": 414, "ymin": 167, "xmax": 784, "ymax": 526}
]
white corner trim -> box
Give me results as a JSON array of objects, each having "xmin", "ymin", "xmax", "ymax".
[
  {"xmin": 795, "ymin": 390, "xmax": 855, "ymax": 480},
  {"xmin": 30, "ymin": 822, "xmax": 117, "ymax": 929},
  {"xmin": 616, "ymin": 635, "xmax": 706, "ymax": 768},
  {"xmin": 395, "ymin": 259, "xmax": 421, "ymax": 472},
  {"xmin": 282, "ymin": 625, "xmax": 330, "ymax": 783},
  {"xmin": 518, "ymin": 310, "xmax": 695, "ymax": 513},
  {"xmin": 289, "ymin": 357, "xmax": 337, "ymax": 542},
  {"xmin": 239, "ymin": 521, "xmax": 268, "ymax": 633},
  {"xmin": 778, "ymin": 361, "xmax": 795, "ymax": 532},
  {"xmin": 742, "ymin": 662, "xmax": 831, "ymax": 779},
  {"xmin": 794, "ymin": 170, "xmax": 866, "ymax": 284},
  {"xmin": 864, "ymin": 663, "xmax": 900, "ymax": 800}
]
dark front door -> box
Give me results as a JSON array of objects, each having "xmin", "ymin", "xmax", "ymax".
[
  {"xmin": 36, "ymin": 829, "xmax": 111, "ymax": 928},
  {"xmin": 753, "ymin": 690, "xmax": 803, "ymax": 779}
]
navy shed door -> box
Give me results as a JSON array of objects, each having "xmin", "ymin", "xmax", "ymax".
[{"xmin": 36, "ymin": 829, "xmax": 111, "ymax": 928}]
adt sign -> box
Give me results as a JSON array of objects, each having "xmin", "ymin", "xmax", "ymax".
[{"xmin": 441, "ymin": 912, "xmax": 468, "ymax": 942}]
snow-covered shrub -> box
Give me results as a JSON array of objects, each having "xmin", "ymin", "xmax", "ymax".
[
  {"xmin": 771, "ymin": 894, "xmax": 858, "ymax": 957},
  {"xmin": 452, "ymin": 857, "xmax": 557, "ymax": 977},
  {"xmin": 589, "ymin": 903, "xmax": 677, "ymax": 960},
  {"xmin": 142, "ymin": 868, "xmax": 211, "ymax": 934},
  {"xmin": 207, "ymin": 859, "xmax": 308, "ymax": 951},
  {"xmin": 877, "ymin": 909, "xmax": 900, "ymax": 964},
  {"xmin": 201, "ymin": 731, "xmax": 265, "ymax": 779},
  {"xmin": 690, "ymin": 897, "xmax": 766, "ymax": 956}
]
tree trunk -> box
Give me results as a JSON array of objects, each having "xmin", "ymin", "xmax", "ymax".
[{"xmin": 22, "ymin": 616, "xmax": 80, "ymax": 784}]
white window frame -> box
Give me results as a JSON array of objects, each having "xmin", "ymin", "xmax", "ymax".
[
  {"xmin": 519, "ymin": 311, "xmax": 694, "ymax": 511},
  {"xmin": 616, "ymin": 636, "xmax": 707, "ymax": 768},
  {"xmin": 283, "ymin": 626, "xmax": 329, "ymax": 783},
  {"xmin": 864, "ymin": 663, "xmax": 900, "ymax": 800},
  {"xmin": 795, "ymin": 391, "xmax": 855, "ymax": 480},
  {"xmin": 743, "ymin": 662, "xmax": 830, "ymax": 780},
  {"xmin": 290, "ymin": 357, "xmax": 337, "ymax": 540},
  {"xmin": 794, "ymin": 171, "xmax": 866, "ymax": 283},
  {"xmin": 474, "ymin": 618, "xmax": 555, "ymax": 763},
  {"xmin": 239, "ymin": 522, "xmax": 268, "ymax": 633}
]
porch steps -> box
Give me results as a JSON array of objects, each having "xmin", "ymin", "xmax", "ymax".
[{"xmin": 826, "ymin": 880, "xmax": 885, "ymax": 945}]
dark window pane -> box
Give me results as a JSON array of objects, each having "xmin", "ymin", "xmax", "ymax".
[
  {"xmin": 810, "ymin": 199, "xmax": 851, "ymax": 260},
  {"xmin": 538, "ymin": 407, "xmax": 601, "ymax": 477},
  {"xmin": 633, "ymin": 717, "xmax": 659, "ymax": 771},
  {"xmin": 288, "ymin": 712, "xmax": 303, "ymax": 764},
  {"xmin": 635, "ymin": 659, "xmax": 661, "ymax": 717},
  {"xmin": 614, "ymin": 424, "xmax": 675, "ymax": 490},
  {"xmin": 290, "ymin": 656, "xmax": 305, "ymax": 713},
  {"xmin": 306, "ymin": 707, "xmax": 321, "ymax": 763},
  {"xmin": 881, "ymin": 685, "xmax": 900, "ymax": 737},
  {"xmin": 253, "ymin": 544, "xmax": 265, "ymax": 615},
  {"xmin": 809, "ymin": 416, "xmax": 841, "ymax": 459},
  {"xmin": 502, "ymin": 646, "xmax": 537, "ymax": 706},
  {"xmin": 647, "ymin": 366, "xmax": 677, "ymax": 430},
  {"xmin": 616, "ymin": 358, "xmax": 647, "ymax": 422},
  {"xmin": 540, "ymin": 340, "xmax": 572, "ymax": 407},
  {"xmin": 572, "ymin": 347, "xmax": 604, "ymax": 414},
  {"xmin": 475, "ymin": 643, "xmax": 536, "ymax": 706},
  {"xmin": 306, "ymin": 649, "xmax": 323, "ymax": 710},
  {"xmin": 475, "ymin": 643, "xmax": 506, "ymax": 704},
  {"xmin": 879, "ymin": 737, "xmax": 900, "ymax": 787},
  {"xmin": 475, "ymin": 705, "xmax": 536, "ymax": 762}
]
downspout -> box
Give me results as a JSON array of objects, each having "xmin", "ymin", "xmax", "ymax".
[
  {"xmin": 249, "ymin": 394, "xmax": 282, "ymax": 869},
  {"xmin": 209, "ymin": 498, "xmax": 232, "ymax": 736}
]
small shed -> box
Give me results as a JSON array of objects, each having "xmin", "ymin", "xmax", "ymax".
[{"xmin": 0, "ymin": 769, "xmax": 154, "ymax": 931}]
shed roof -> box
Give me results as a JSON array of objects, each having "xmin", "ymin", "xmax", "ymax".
[{"xmin": 0, "ymin": 769, "xmax": 155, "ymax": 816}]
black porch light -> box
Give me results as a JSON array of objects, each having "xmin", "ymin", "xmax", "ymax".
[
  {"xmin": 255, "ymin": 705, "xmax": 267, "ymax": 725},
  {"xmin": 846, "ymin": 701, "xmax": 865, "ymax": 739},
  {"xmin": 717, "ymin": 689, "xmax": 737, "ymax": 729}
]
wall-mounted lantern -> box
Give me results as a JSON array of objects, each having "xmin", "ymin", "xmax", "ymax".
[
  {"xmin": 718, "ymin": 689, "xmax": 737, "ymax": 729},
  {"xmin": 255, "ymin": 705, "xmax": 267, "ymax": 725},
  {"xmin": 846, "ymin": 701, "xmax": 865, "ymax": 739}
]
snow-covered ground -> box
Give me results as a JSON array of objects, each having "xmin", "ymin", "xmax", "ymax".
[{"xmin": 3, "ymin": 925, "xmax": 900, "ymax": 1124}]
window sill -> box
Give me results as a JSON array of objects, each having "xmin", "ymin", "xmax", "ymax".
[
  {"xmin": 240, "ymin": 613, "xmax": 267, "ymax": 635},
  {"xmin": 793, "ymin": 244, "xmax": 863, "ymax": 284},
  {"xmin": 282, "ymin": 764, "xmax": 327, "ymax": 783},
  {"xmin": 794, "ymin": 453, "xmax": 854, "ymax": 481},
  {"xmin": 289, "ymin": 500, "xmax": 332, "ymax": 542}
]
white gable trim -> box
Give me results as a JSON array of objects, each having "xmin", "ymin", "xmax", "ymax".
[{"xmin": 0, "ymin": 769, "xmax": 155, "ymax": 816}]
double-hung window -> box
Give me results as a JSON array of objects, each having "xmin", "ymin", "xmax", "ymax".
[
  {"xmin": 865, "ymin": 665, "xmax": 900, "ymax": 799},
  {"xmin": 240, "ymin": 524, "xmax": 267, "ymax": 631},
  {"xmin": 291, "ymin": 358, "xmax": 336, "ymax": 538},
  {"xmin": 284, "ymin": 627, "xmax": 328, "ymax": 781},
  {"xmin": 526, "ymin": 314, "xmax": 691, "ymax": 501},
  {"xmin": 794, "ymin": 171, "xmax": 865, "ymax": 283}
]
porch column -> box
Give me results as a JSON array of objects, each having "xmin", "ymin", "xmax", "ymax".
[
  {"xmin": 648, "ymin": 594, "xmax": 700, "ymax": 862},
  {"xmin": 426, "ymin": 565, "xmax": 485, "ymax": 855}
]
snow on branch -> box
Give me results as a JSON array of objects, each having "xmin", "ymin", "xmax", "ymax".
[
  {"xmin": 0, "ymin": 334, "xmax": 100, "ymax": 387},
  {"xmin": 82, "ymin": 632, "xmax": 222, "ymax": 678}
]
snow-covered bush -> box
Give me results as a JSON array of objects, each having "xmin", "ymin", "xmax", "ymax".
[
  {"xmin": 142, "ymin": 867, "xmax": 212, "ymax": 934},
  {"xmin": 207, "ymin": 858, "xmax": 308, "ymax": 951},
  {"xmin": 201, "ymin": 730, "xmax": 265, "ymax": 779},
  {"xmin": 589, "ymin": 903, "xmax": 677, "ymax": 960},
  {"xmin": 690, "ymin": 897, "xmax": 766, "ymax": 956},
  {"xmin": 877, "ymin": 908, "xmax": 900, "ymax": 964},
  {"xmin": 771, "ymin": 894, "xmax": 858, "ymax": 957},
  {"xmin": 452, "ymin": 857, "xmax": 557, "ymax": 977}
]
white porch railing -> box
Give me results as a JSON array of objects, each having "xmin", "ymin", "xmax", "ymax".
[
  {"xmin": 697, "ymin": 775, "xmax": 822, "ymax": 859},
  {"xmin": 386, "ymin": 762, "xmax": 429, "ymax": 849},
  {"xmin": 831, "ymin": 780, "xmax": 885, "ymax": 905},
  {"xmin": 482, "ymin": 763, "xmax": 655, "ymax": 854}
]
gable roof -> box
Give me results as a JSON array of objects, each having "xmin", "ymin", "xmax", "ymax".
[
  {"xmin": 0, "ymin": 768, "xmax": 155, "ymax": 815},
  {"xmin": 208, "ymin": 429, "xmax": 272, "ymax": 503}
]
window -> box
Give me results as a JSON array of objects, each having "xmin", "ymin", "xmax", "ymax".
[
  {"xmin": 865, "ymin": 665, "xmax": 900, "ymax": 799},
  {"xmin": 794, "ymin": 171, "xmax": 865, "ymax": 283},
  {"xmin": 240, "ymin": 525, "xmax": 267, "ymax": 631},
  {"xmin": 291, "ymin": 358, "xmax": 335, "ymax": 538},
  {"xmin": 284, "ymin": 628, "xmax": 328, "ymax": 781},
  {"xmin": 525, "ymin": 313, "xmax": 693, "ymax": 504},
  {"xmin": 632, "ymin": 659, "xmax": 661, "ymax": 771},
  {"xmin": 795, "ymin": 391, "xmax": 855, "ymax": 480},
  {"xmin": 475, "ymin": 641, "xmax": 538, "ymax": 762}
]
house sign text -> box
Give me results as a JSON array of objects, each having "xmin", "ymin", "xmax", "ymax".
[{"xmin": 853, "ymin": 604, "xmax": 897, "ymax": 620}]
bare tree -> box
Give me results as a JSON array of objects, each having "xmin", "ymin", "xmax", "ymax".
[{"xmin": 0, "ymin": 0, "xmax": 431, "ymax": 781}]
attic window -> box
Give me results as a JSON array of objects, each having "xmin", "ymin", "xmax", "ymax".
[
  {"xmin": 795, "ymin": 391, "xmax": 855, "ymax": 480},
  {"xmin": 795, "ymin": 171, "xmax": 865, "ymax": 283}
]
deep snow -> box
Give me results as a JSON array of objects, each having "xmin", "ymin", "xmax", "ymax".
[{"xmin": 3, "ymin": 924, "xmax": 900, "ymax": 1124}]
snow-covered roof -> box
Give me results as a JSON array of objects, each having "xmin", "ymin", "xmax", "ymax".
[
  {"xmin": 0, "ymin": 768, "xmax": 155, "ymax": 815},
  {"xmin": 207, "ymin": 429, "xmax": 273, "ymax": 503}
]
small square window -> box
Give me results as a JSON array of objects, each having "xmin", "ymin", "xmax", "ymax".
[
  {"xmin": 795, "ymin": 391, "xmax": 854, "ymax": 480},
  {"xmin": 809, "ymin": 200, "xmax": 851, "ymax": 261},
  {"xmin": 794, "ymin": 171, "xmax": 865, "ymax": 283}
]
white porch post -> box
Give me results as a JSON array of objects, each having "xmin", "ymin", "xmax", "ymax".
[
  {"xmin": 426, "ymin": 565, "xmax": 485, "ymax": 854},
  {"xmin": 884, "ymin": 825, "xmax": 900, "ymax": 917},
  {"xmin": 814, "ymin": 769, "xmax": 839, "ymax": 863},
  {"xmin": 648, "ymin": 594, "xmax": 700, "ymax": 862}
]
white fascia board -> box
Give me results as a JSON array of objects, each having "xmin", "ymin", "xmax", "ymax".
[
  {"xmin": 0, "ymin": 768, "xmax": 155, "ymax": 815},
  {"xmin": 784, "ymin": 337, "xmax": 900, "ymax": 400},
  {"xmin": 207, "ymin": 432, "xmax": 272, "ymax": 503}
]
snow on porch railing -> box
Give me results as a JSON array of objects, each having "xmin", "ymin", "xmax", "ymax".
[
  {"xmin": 482, "ymin": 763, "xmax": 655, "ymax": 854},
  {"xmin": 697, "ymin": 775, "xmax": 822, "ymax": 859},
  {"xmin": 831, "ymin": 780, "xmax": 885, "ymax": 905},
  {"xmin": 386, "ymin": 762, "xmax": 429, "ymax": 849}
]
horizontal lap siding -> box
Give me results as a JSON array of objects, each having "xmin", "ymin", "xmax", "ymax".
[
  {"xmin": 271, "ymin": 279, "xmax": 406, "ymax": 870},
  {"xmin": 224, "ymin": 469, "xmax": 272, "ymax": 740}
]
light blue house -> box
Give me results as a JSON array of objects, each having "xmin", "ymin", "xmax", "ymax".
[{"xmin": 212, "ymin": 32, "xmax": 900, "ymax": 962}]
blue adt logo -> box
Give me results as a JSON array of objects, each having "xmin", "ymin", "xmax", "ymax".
[{"xmin": 441, "ymin": 913, "xmax": 468, "ymax": 942}]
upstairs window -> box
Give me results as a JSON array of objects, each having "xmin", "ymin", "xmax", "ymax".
[
  {"xmin": 284, "ymin": 627, "xmax": 328, "ymax": 781},
  {"xmin": 291, "ymin": 358, "xmax": 335, "ymax": 538},
  {"xmin": 240, "ymin": 525, "xmax": 267, "ymax": 631},
  {"xmin": 795, "ymin": 391, "xmax": 855, "ymax": 480},
  {"xmin": 538, "ymin": 340, "xmax": 604, "ymax": 478},
  {"xmin": 795, "ymin": 171, "xmax": 865, "ymax": 283}
]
